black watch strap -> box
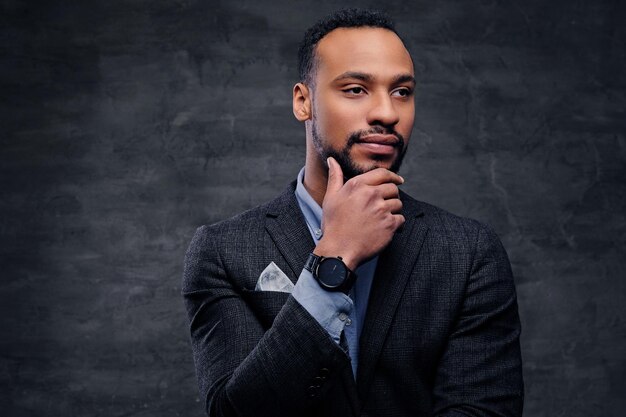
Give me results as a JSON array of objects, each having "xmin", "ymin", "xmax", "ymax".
[{"xmin": 304, "ymin": 252, "xmax": 321, "ymax": 274}]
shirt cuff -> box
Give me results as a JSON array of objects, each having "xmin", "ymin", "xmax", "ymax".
[{"xmin": 292, "ymin": 268, "xmax": 354, "ymax": 344}]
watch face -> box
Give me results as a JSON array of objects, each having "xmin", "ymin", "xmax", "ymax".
[{"xmin": 316, "ymin": 258, "xmax": 347, "ymax": 289}]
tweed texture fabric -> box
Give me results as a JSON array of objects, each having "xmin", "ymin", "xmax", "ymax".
[{"xmin": 182, "ymin": 181, "xmax": 523, "ymax": 416}]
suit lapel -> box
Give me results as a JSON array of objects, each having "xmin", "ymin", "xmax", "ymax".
[
  {"xmin": 356, "ymin": 194, "xmax": 429, "ymax": 401},
  {"xmin": 264, "ymin": 182, "xmax": 315, "ymax": 283}
]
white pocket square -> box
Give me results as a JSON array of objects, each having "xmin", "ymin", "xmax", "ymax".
[{"xmin": 255, "ymin": 262, "xmax": 294, "ymax": 293}]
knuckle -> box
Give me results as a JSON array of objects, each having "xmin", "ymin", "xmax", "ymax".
[
  {"xmin": 364, "ymin": 186, "xmax": 377, "ymax": 199},
  {"xmin": 382, "ymin": 213, "xmax": 395, "ymax": 226},
  {"xmin": 372, "ymin": 167, "xmax": 389, "ymax": 180},
  {"xmin": 347, "ymin": 177, "xmax": 360, "ymax": 189}
]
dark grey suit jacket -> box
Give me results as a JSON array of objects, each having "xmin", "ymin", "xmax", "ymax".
[{"xmin": 182, "ymin": 181, "xmax": 523, "ymax": 417}]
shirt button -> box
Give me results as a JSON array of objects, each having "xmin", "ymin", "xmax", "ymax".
[
  {"xmin": 338, "ymin": 312, "xmax": 348, "ymax": 321},
  {"xmin": 345, "ymin": 318, "xmax": 352, "ymax": 326},
  {"xmin": 314, "ymin": 229, "xmax": 323, "ymax": 239}
]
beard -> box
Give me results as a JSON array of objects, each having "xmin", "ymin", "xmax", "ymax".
[{"xmin": 311, "ymin": 121, "xmax": 407, "ymax": 180}]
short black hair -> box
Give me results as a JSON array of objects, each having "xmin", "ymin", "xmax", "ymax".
[{"xmin": 297, "ymin": 8, "xmax": 398, "ymax": 85}]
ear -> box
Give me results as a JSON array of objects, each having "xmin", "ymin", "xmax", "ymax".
[{"xmin": 292, "ymin": 82, "xmax": 312, "ymax": 122}]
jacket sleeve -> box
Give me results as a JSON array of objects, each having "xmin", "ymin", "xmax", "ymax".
[
  {"xmin": 182, "ymin": 224, "xmax": 351, "ymax": 417},
  {"xmin": 432, "ymin": 224, "xmax": 524, "ymax": 417}
]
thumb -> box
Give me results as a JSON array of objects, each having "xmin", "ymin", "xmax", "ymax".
[{"xmin": 326, "ymin": 157, "xmax": 344, "ymax": 194}]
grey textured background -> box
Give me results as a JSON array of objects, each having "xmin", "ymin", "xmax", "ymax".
[{"xmin": 1, "ymin": 0, "xmax": 625, "ymax": 416}]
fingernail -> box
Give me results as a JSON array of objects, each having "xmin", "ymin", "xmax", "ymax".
[{"xmin": 400, "ymin": 176, "xmax": 405, "ymax": 184}]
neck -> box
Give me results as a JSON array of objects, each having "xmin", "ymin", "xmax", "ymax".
[{"xmin": 303, "ymin": 141, "xmax": 328, "ymax": 207}]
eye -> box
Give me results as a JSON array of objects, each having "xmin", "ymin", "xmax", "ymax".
[
  {"xmin": 343, "ymin": 86, "xmax": 366, "ymax": 95},
  {"xmin": 392, "ymin": 87, "xmax": 413, "ymax": 98}
]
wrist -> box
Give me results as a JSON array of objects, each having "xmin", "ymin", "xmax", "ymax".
[{"xmin": 313, "ymin": 239, "xmax": 359, "ymax": 271}]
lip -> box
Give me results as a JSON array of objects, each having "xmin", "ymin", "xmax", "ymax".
[
  {"xmin": 358, "ymin": 134, "xmax": 400, "ymax": 146},
  {"xmin": 355, "ymin": 134, "xmax": 399, "ymax": 156}
]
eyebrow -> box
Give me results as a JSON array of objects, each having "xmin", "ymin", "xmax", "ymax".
[
  {"xmin": 333, "ymin": 71, "xmax": 416, "ymax": 86},
  {"xmin": 392, "ymin": 74, "xmax": 416, "ymax": 85}
]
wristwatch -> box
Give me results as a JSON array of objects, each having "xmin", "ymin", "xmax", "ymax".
[{"xmin": 304, "ymin": 253, "xmax": 356, "ymax": 293}]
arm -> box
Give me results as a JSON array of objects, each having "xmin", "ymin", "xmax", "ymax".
[
  {"xmin": 433, "ymin": 224, "xmax": 524, "ymax": 417},
  {"xmin": 291, "ymin": 268, "xmax": 353, "ymax": 344},
  {"xmin": 182, "ymin": 225, "xmax": 350, "ymax": 417}
]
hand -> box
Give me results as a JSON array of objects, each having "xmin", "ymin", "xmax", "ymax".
[{"xmin": 314, "ymin": 157, "xmax": 405, "ymax": 270}]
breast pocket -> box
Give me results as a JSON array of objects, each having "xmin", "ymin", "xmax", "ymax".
[{"xmin": 240, "ymin": 289, "xmax": 291, "ymax": 329}]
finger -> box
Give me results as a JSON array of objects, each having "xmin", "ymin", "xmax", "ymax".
[
  {"xmin": 375, "ymin": 183, "xmax": 400, "ymax": 200},
  {"xmin": 352, "ymin": 167, "xmax": 404, "ymax": 186},
  {"xmin": 392, "ymin": 213, "xmax": 406, "ymax": 230},
  {"xmin": 385, "ymin": 198, "xmax": 403, "ymax": 214},
  {"xmin": 326, "ymin": 157, "xmax": 345, "ymax": 194}
]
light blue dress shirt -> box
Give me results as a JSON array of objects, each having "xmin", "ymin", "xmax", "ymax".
[{"xmin": 291, "ymin": 167, "xmax": 378, "ymax": 377}]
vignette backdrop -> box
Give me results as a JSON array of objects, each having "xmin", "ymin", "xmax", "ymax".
[{"xmin": 1, "ymin": 1, "xmax": 625, "ymax": 416}]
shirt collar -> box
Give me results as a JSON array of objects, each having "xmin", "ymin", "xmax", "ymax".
[{"xmin": 294, "ymin": 167, "xmax": 324, "ymax": 241}]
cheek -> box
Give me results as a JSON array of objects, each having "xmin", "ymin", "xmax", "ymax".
[
  {"xmin": 398, "ymin": 107, "xmax": 415, "ymax": 137},
  {"xmin": 316, "ymin": 97, "xmax": 361, "ymax": 136}
]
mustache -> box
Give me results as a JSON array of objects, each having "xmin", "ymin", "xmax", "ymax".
[{"xmin": 347, "ymin": 126, "xmax": 405, "ymax": 148}]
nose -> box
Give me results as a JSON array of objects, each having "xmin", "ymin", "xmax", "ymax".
[{"xmin": 366, "ymin": 92, "xmax": 400, "ymax": 127}]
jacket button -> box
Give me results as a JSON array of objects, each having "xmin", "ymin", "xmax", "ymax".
[
  {"xmin": 319, "ymin": 368, "xmax": 330, "ymax": 377},
  {"xmin": 311, "ymin": 376, "xmax": 326, "ymax": 388},
  {"xmin": 307, "ymin": 385, "xmax": 318, "ymax": 397}
]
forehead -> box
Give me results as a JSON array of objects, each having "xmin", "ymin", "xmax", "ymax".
[{"xmin": 314, "ymin": 27, "xmax": 414, "ymax": 81}]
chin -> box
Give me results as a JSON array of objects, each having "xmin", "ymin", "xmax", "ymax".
[
  {"xmin": 359, "ymin": 161, "xmax": 391, "ymax": 173},
  {"xmin": 341, "ymin": 159, "xmax": 399, "ymax": 179},
  {"xmin": 359, "ymin": 157, "xmax": 399, "ymax": 172}
]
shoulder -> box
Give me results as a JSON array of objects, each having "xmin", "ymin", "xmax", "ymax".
[
  {"xmin": 191, "ymin": 181, "xmax": 297, "ymax": 247},
  {"xmin": 400, "ymin": 193, "xmax": 514, "ymax": 294},
  {"xmin": 400, "ymin": 191, "xmax": 502, "ymax": 250}
]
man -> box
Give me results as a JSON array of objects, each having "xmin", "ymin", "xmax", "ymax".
[{"xmin": 183, "ymin": 8, "xmax": 523, "ymax": 417}]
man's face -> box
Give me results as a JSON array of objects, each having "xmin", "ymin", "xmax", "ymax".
[{"xmin": 309, "ymin": 27, "xmax": 415, "ymax": 179}]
